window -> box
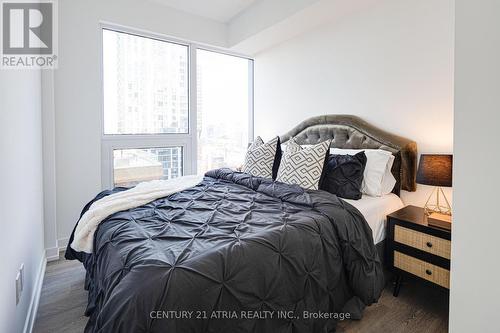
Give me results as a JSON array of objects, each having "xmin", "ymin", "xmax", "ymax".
[
  {"xmin": 113, "ymin": 147, "xmax": 183, "ymax": 187},
  {"xmin": 196, "ymin": 50, "xmax": 253, "ymax": 174},
  {"xmin": 101, "ymin": 25, "xmax": 253, "ymax": 188},
  {"xmin": 103, "ymin": 29, "xmax": 189, "ymax": 134}
]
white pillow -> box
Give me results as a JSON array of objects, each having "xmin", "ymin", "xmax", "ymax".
[
  {"xmin": 330, "ymin": 148, "xmax": 396, "ymax": 196},
  {"xmin": 380, "ymin": 155, "xmax": 396, "ymax": 194}
]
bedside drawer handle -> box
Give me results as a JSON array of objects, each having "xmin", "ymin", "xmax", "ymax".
[
  {"xmin": 425, "ymin": 269, "xmax": 432, "ymax": 276},
  {"xmin": 426, "ymin": 241, "xmax": 433, "ymax": 248}
]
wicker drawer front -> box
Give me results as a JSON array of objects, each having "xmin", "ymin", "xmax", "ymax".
[
  {"xmin": 394, "ymin": 251, "xmax": 450, "ymax": 289},
  {"xmin": 394, "ymin": 225, "xmax": 451, "ymax": 259}
]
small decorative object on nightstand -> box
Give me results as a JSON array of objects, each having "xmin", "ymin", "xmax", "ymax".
[
  {"xmin": 386, "ymin": 205, "xmax": 451, "ymax": 297},
  {"xmin": 427, "ymin": 212, "xmax": 452, "ymax": 231}
]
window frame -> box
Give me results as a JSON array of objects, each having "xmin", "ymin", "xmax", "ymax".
[{"xmin": 99, "ymin": 22, "xmax": 254, "ymax": 189}]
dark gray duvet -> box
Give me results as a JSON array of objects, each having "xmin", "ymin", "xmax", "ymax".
[{"xmin": 66, "ymin": 168, "xmax": 384, "ymax": 333}]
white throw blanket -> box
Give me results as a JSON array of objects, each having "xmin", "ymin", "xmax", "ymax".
[{"xmin": 70, "ymin": 174, "xmax": 204, "ymax": 254}]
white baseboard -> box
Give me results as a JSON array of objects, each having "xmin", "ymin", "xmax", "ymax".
[
  {"xmin": 45, "ymin": 247, "xmax": 59, "ymax": 262},
  {"xmin": 44, "ymin": 237, "xmax": 70, "ymax": 262},
  {"xmin": 23, "ymin": 253, "xmax": 46, "ymax": 333}
]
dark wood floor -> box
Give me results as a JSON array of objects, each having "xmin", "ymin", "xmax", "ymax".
[{"xmin": 33, "ymin": 258, "xmax": 449, "ymax": 333}]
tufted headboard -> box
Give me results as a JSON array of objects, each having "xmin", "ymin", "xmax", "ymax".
[{"xmin": 280, "ymin": 115, "xmax": 417, "ymax": 194}]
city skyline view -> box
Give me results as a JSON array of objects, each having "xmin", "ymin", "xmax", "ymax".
[{"xmin": 102, "ymin": 29, "xmax": 251, "ymax": 186}]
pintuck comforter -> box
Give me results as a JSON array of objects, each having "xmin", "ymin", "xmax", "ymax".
[{"xmin": 66, "ymin": 168, "xmax": 384, "ymax": 333}]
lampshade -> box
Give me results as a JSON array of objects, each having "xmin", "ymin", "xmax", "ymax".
[{"xmin": 416, "ymin": 154, "xmax": 453, "ymax": 187}]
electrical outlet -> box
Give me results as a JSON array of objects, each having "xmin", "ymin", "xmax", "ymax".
[
  {"xmin": 19, "ymin": 263, "xmax": 24, "ymax": 292},
  {"xmin": 15, "ymin": 272, "xmax": 22, "ymax": 305}
]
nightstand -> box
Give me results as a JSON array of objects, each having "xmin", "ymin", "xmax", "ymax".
[{"xmin": 386, "ymin": 205, "xmax": 451, "ymax": 296}]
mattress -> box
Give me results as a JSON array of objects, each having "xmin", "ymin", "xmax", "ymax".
[{"xmin": 343, "ymin": 194, "xmax": 404, "ymax": 244}]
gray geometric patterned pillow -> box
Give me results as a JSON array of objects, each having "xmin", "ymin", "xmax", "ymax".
[
  {"xmin": 242, "ymin": 136, "xmax": 279, "ymax": 179},
  {"xmin": 276, "ymin": 139, "xmax": 331, "ymax": 190}
]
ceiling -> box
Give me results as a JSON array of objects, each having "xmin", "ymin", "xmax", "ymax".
[{"xmin": 148, "ymin": 0, "xmax": 258, "ymax": 23}]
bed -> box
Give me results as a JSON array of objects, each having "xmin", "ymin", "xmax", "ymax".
[
  {"xmin": 280, "ymin": 114, "xmax": 417, "ymax": 265},
  {"xmin": 66, "ymin": 115, "xmax": 417, "ymax": 333},
  {"xmin": 344, "ymin": 194, "xmax": 404, "ymax": 245}
]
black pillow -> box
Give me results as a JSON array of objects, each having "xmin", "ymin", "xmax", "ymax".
[
  {"xmin": 320, "ymin": 152, "xmax": 367, "ymax": 200},
  {"xmin": 272, "ymin": 137, "xmax": 282, "ymax": 180}
]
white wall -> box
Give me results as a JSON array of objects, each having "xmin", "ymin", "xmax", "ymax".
[
  {"xmin": 42, "ymin": 71, "xmax": 58, "ymax": 261},
  {"xmin": 253, "ymin": 0, "xmax": 454, "ymax": 206},
  {"xmin": 53, "ymin": 0, "xmax": 227, "ymax": 244},
  {"xmin": 0, "ymin": 71, "xmax": 45, "ymax": 332},
  {"xmin": 450, "ymin": 1, "xmax": 500, "ymax": 332}
]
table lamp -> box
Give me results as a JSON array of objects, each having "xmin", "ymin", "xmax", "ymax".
[{"xmin": 416, "ymin": 154, "xmax": 453, "ymax": 216}]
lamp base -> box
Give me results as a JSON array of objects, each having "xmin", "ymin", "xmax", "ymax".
[{"xmin": 423, "ymin": 187, "xmax": 452, "ymax": 216}]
